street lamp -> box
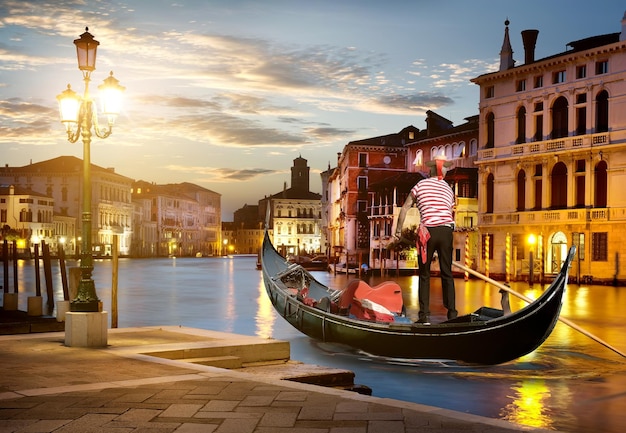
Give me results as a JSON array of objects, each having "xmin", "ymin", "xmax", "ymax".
[{"xmin": 56, "ymin": 28, "xmax": 125, "ymax": 312}]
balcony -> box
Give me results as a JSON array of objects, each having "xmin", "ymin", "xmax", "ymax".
[
  {"xmin": 478, "ymin": 207, "xmax": 626, "ymax": 226},
  {"xmin": 478, "ymin": 132, "xmax": 610, "ymax": 162}
]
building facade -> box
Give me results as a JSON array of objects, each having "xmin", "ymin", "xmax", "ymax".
[
  {"xmin": 0, "ymin": 156, "xmax": 133, "ymax": 256},
  {"xmin": 259, "ymin": 156, "xmax": 322, "ymax": 258},
  {"xmin": 131, "ymin": 181, "xmax": 222, "ymax": 257},
  {"xmin": 326, "ymin": 127, "xmax": 414, "ymax": 266},
  {"xmin": 471, "ymin": 14, "xmax": 626, "ymax": 283},
  {"xmin": 231, "ymin": 204, "xmax": 264, "ymax": 255},
  {"xmin": 0, "ymin": 185, "xmax": 67, "ymax": 256}
]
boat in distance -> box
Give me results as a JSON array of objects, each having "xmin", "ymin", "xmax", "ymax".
[{"xmin": 261, "ymin": 231, "xmax": 575, "ymax": 365}]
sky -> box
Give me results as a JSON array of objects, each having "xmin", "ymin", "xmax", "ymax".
[{"xmin": 1, "ymin": 1, "xmax": 625, "ymax": 220}]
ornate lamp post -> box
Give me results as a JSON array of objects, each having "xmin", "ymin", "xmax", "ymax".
[{"xmin": 57, "ymin": 28, "xmax": 125, "ymax": 312}]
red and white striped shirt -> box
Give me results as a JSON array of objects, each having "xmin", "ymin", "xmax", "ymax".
[{"xmin": 411, "ymin": 178, "xmax": 455, "ymax": 227}]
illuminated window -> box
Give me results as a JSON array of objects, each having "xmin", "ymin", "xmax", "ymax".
[{"xmin": 572, "ymin": 233, "xmax": 585, "ymax": 260}]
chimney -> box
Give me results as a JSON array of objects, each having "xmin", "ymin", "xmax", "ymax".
[{"xmin": 521, "ymin": 29, "xmax": 539, "ymax": 64}]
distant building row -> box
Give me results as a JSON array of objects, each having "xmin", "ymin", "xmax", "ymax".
[{"xmin": 0, "ymin": 156, "xmax": 222, "ymax": 257}]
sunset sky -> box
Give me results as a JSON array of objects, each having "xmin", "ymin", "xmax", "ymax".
[{"xmin": 1, "ymin": 1, "xmax": 624, "ymax": 219}]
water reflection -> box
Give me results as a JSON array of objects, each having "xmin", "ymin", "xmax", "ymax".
[
  {"xmin": 256, "ymin": 278, "xmax": 275, "ymax": 339},
  {"xmin": 501, "ymin": 380, "xmax": 553, "ymax": 429}
]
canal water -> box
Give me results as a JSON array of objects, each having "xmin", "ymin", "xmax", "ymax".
[{"xmin": 3, "ymin": 255, "xmax": 626, "ymax": 432}]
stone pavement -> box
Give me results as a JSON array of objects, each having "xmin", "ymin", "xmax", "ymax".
[{"xmin": 0, "ymin": 325, "xmax": 561, "ymax": 433}]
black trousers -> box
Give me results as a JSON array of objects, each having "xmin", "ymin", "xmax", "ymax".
[{"xmin": 418, "ymin": 225, "xmax": 457, "ymax": 320}]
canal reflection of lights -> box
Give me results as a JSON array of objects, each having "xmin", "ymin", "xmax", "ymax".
[
  {"xmin": 571, "ymin": 286, "xmax": 590, "ymax": 316},
  {"xmin": 256, "ymin": 279, "xmax": 276, "ymax": 339},
  {"xmin": 224, "ymin": 258, "xmax": 236, "ymax": 331},
  {"xmin": 501, "ymin": 380, "xmax": 553, "ymax": 429},
  {"xmin": 407, "ymin": 275, "xmax": 419, "ymax": 309}
]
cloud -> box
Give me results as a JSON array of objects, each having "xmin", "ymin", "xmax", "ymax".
[
  {"xmin": 376, "ymin": 93, "xmax": 455, "ymax": 111},
  {"xmin": 137, "ymin": 95, "xmax": 221, "ymax": 110},
  {"xmin": 0, "ymin": 98, "xmax": 57, "ymax": 142},
  {"xmin": 165, "ymin": 164, "xmax": 280, "ymax": 182},
  {"xmin": 304, "ymin": 126, "xmax": 356, "ymax": 141}
]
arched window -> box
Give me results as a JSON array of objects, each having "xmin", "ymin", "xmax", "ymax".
[
  {"xmin": 469, "ymin": 139, "xmax": 478, "ymax": 156},
  {"xmin": 413, "ymin": 149, "xmax": 423, "ymax": 166},
  {"xmin": 516, "ymin": 106, "xmax": 526, "ymax": 144},
  {"xmin": 486, "ymin": 173, "xmax": 494, "ymax": 213},
  {"xmin": 516, "ymin": 169, "xmax": 526, "ymax": 211},
  {"xmin": 431, "ymin": 146, "xmax": 444, "ymax": 160},
  {"xmin": 594, "ymin": 160, "xmax": 608, "ymax": 207},
  {"xmin": 454, "ymin": 141, "xmax": 466, "ymax": 158},
  {"xmin": 486, "ymin": 112, "xmax": 495, "ymax": 148},
  {"xmin": 551, "ymin": 96, "xmax": 568, "ymax": 139},
  {"xmin": 550, "ymin": 162, "xmax": 568, "ymax": 209},
  {"xmin": 596, "ymin": 90, "xmax": 609, "ymax": 133}
]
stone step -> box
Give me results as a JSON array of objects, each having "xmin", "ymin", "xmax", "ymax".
[
  {"xmin": 183, "ymin": 355, "xmax": 242, "ymax": 369},
  {"xmin": 144, "ymin": 338, "xmax": 290, "ymax": 365},
  {"xmin": 238, "ymin": 360, "xmax": 371, "ymax": 394}
]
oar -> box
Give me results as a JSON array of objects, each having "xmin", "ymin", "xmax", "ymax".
[{"xmin": 452, "ymin": 261, "xmax": 626, "ymax": 359}]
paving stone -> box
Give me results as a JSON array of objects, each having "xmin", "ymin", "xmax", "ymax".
[
  {"xmin": 258, "ymin": 411, "xmax": 298, "ymax": 427},
  {"xmin": 174, "ymin": 423, "xmax": 219, "ymax": 433},
  {"xmin": 201, "ymin": 400, "xmax": 239, "ymax": 412},
  {"xmin": 11, "ymin": 418, "xmax": 71, "ymax": 432},
  {"xmin": 213, "ymin": 417, "xmax": 259, "ymax": 433},
  {"xmin": 367, "ymin": 420, "xmax": 404, "ymax": 433},
  {"xmin": 298, "ymin": 405, "xmax": 335, "ymax": 420},
  {"xmin": 159, "ymin": 404, "xmax": 203, "ymax": 418},
  {"xmin": 115, "ymin": 408, "xmax": 162, "ymax": 422}
]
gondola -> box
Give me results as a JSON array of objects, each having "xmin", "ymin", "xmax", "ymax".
[{"xmin": 261, "ymin": 230, "xmax": 575, "ymax": 365}]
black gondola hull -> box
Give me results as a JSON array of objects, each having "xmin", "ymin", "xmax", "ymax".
[{"xmin": 262, "ymin": 232, "xmax": 573, "ymax": 365}]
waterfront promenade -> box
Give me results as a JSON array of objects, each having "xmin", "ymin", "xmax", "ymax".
[{"xmin": 0, "ymin": 315, "xmax": 559, "ymax": 433}]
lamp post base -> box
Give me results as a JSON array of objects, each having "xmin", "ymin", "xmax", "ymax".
[
  {"xmin": 70, "ymin": 300, "xmax": 102, "ymax": 312},
  {"xmin": 65, "ymin": 311, "xmax": 108, "ymax": 347}
]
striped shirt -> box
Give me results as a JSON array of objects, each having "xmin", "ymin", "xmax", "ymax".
[{"xmin": 411, "ymin": 177, "xmax": 455, "ymax": 227}]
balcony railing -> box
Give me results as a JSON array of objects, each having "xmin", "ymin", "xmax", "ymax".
[
  {"xmin": 478, "ymin": 132, "xmax": 610, "ymax": 161},
  {"xmin": 479, "ymin": 207, "xmax": 623, "ymax": 226}
]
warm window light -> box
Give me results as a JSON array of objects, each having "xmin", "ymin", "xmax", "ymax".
[
  {"xmin": 56, "ymin": 84, "xmax": 81, "ymax": 130},
  {"xmin": 74, "ymin": 28, "xmax": 99, "ymax": 72}
]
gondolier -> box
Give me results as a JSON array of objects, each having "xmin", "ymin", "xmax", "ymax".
[{"xmin": 395, "ymin": 153, "xmax": 457, "ymax": 324}]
